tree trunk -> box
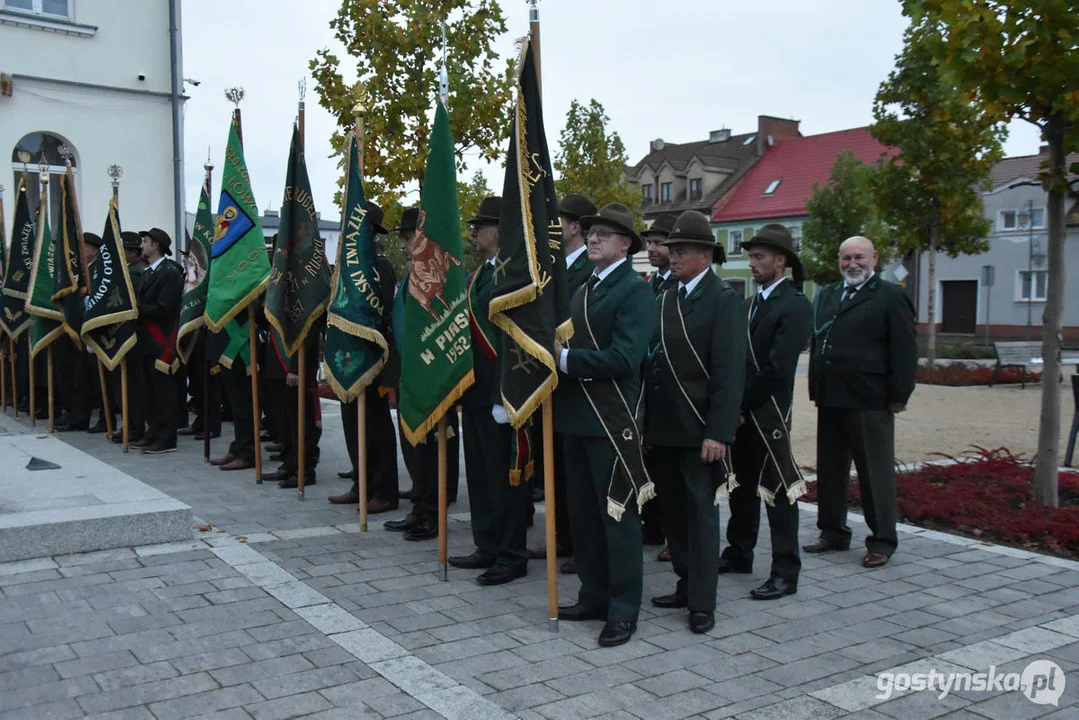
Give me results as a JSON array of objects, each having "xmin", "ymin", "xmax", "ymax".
[
  {"xmin": 926, "ymin": 223, "xmax": 938, "ymax": 370},
  {"xmin": 1033, "ymin": 115, "xmax": 1066, "ymax": 507}
]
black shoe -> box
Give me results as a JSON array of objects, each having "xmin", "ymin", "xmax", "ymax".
[
  {"xmin": 259, "ymin": 432, "xmax": 274, "ymax": 442},
  {"xmin": 651, "ymin": 591, "xmax": 688, "ymax": 609},
  {"xmin": 112, "ymin": 432, "xmax": 143, "ymax": 444},
  {"xmin": 264, "ymin": 468, "xmax": 289, "ymax": 482},
  {"xmin": 399, "ymin": 487, "xmax": 415, "ymax": 500},
  {"xmin": 717, "ymin": 557, "xmax": 752, "ymax": 574},
  {"xmin": 278, "ymin": 473, "xmax": 317, "ymax": 489},
  {"xmin": 447, "ymin": 551, "xmax": 494, "ymax": 570},
  {"xmin": 689, "ymin": 611, "xmax": 715, "ymax": 634},
  {"xmin": 337, "ymin": 469, "xmax": 356, "ymax": 479},
  {"xmin": 750, "ymin": 576, "xmax": 797, "ymax": 600},
  {"xmin": 87, "ymin": 420, "xmax": 109, "ymax": 434},
  {"xmin": 403, "ymin": 520, "xmax": 438, "ymax": 542},
  {"xmin": 177, "ymin": 427, "xmax": 198, "ymax": 436},
  {"xmin": 57, "ymin": 421, "xmax": 89, "ymax": 431},
  {"xmin": 267, "ymin": 443, "xmax": 286, "ymax": 453},
  {"xmin": 557, "ymin": 603, "xmax": 606, "ymax": 621},
  {"xmin": 384, "ymin": 514, "xmax": 419, "ymax": 532},
  {"xmin": 142, "ymin": 443, "xmax": 177, "ymax": 455},
  {"xmin": 476, "ymin": 564, "xmax": 526, "ymax": 586},
  {"xmin": 598, "ymin": 620, "xmax": 636, "ymax": 647}
]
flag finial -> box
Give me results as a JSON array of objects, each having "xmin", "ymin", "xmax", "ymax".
[
  {"xmin": 224, "ymin": 86, "xmax": 245, "ymax": 108},
  {"xmin": 107, "ymin": 164, "xmax": 123, "ymax": 190},
  {"xmin": 439, "ymin": 22, "xmax": 449, "ymax": 106}
]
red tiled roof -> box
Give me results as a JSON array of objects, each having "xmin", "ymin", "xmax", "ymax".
[{"xmin": 711, "ymin": 127, "xmax": 890, "ymax": 222}]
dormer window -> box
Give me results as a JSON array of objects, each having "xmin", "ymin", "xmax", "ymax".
[
  {"xmin": 661, "ymin": 182, "xmax": 673, "ymax": 203},
  {"xmin": 763, "ymin": 179, "xmax": 781, "ymax": 195},
  {"xmin": 689, "ymin": 178, "xmax": 703, "ymax": 202},
  {"xmin": 642, "ymin": 184, "xmax": 653, "ymax": 205}
]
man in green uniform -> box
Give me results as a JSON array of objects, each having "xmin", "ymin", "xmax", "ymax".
[
  {"xmin": 805, "ymin": 235, "xmax": 917, "ymax": 568},
  {"xmin": 644, "ymin": 211, "xmax": 746, "ymax": 634},
  {"xmin": 553, "ymin": 202, "xmax": 656, "ymax": 648},
  {"xmin": 721, "ymin": 224, "xmax": 812, "ymax": 600}
]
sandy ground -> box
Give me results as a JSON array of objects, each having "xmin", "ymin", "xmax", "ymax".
[{"xmin": 788, "ymin": 374, "xmax": 1078, "ymax": 471}]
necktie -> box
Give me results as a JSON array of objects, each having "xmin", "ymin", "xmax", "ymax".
[
  {"xmin": 841, "ymin": 285, "xmax": 858, "ymax": 305},
  {"xmin": 588, "ymin": 275, "xmax": 600, "ymax": 291},
  {"xmin": 679, "ymin": 286, "xmax": 687, "ymax": 300},
  {"xmin": 751, "ymin": 292, "xmax": 762, "ymax": 320}
]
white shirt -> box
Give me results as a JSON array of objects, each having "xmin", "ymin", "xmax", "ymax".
[
  {"xmin": 757, "ymin": 275, "xmax": 787, "ymax": 302},
  {"xmin": 844, "ymin": 271, "xmax": 875, "ymax": 299},
  {"xmin": 655, "ymin": 268, "xmax": 671, "ymax": 282},
  {"xmin": 558, "ymin": 257, "xmax": 628, "ymax": 373},
  {"xmin": 149, "ymin": 256, "xmax": 166, "ymax": 272},
  {"xmin": 678, "ymin": 267, "xmax": 711, "ymax": 297},
  {"xmin": 565, "ymin": 244, "xmax": 587, "ymax": 269}
]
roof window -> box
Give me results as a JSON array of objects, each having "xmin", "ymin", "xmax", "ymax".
[{"xmin": 763, "ymin": 179, "xmax": 782, "ymax": 195}]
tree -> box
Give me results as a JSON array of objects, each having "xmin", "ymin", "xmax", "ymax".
[
  {"xmin": 871, "ymin": 17, "xmax": 1005, "ymax": 370},
  {"xmin": 553, "ymin": 99, "xmax": 637, "ymax": 216},
  {"xmin": 910, "ymin": 0, "xmax": 1079, "ymax": 506},
  {"xmin": 310, "ymin": 0, "xmax": 513, "ymax": 208},
  {"xmin": 802, "ymin": 151, "xmax": 891, "ymax": 286}
]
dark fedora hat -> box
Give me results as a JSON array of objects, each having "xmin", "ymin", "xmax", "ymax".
[
  {"xmin": 140, "ymin": 227, "xmax": 173, "ymax": 256},
  {"xmin": 468, "ymin": 196, "xmax": 502, "ymax": 225},
  {"xmin": 559, "ymin": 194, "xmax": 597, "ymax": 221},
  {"xmin": 121, "ymin": 231, "xmax": 141, "ymax": 250},
  {"xmin": 394, "ymin": 207, "xmax": 421, "ymax": 233},
  {"xmin": 580, "ymin": 202, "xmax": 642, "ymax": 254},
  {"xmin": 365, "ymin": 201, "xmax": 389, "ymax": 235},
  {"xmin": 664, "ymin": 211, "xmax": 728, "ymax": 264},
  {"xmin": 642, "ymin": 213, "xmax": 677, "ymax": 238},
  {"xmin": 82, "ymin": 231, "xmax": 103, "ymax": 248},
  {"xmin": 741, "ymin": 223, "xmax": 805, "ymax": 287}
]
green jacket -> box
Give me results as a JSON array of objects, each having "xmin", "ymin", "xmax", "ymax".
[
  {"xmin": 742, "ymin": 278, "xmax": 812, "ymax": 421},
  {"xmin": 565, "ymin": 248, "xmax": 594, "ymax": 298},
  {"xmin": 554, "ymin": 260, "xmax": 655, "ymax": 437},
  {"xmin": 463, "ymin": 260, "xmax": 501, "ymax": 407},
  {"xmin": 809, "ymin": 276, "xmax": 917, "ymax": 410},
  {"xmin": 644, "ymin": 271, "xmax": 746, "ymax": 447}
]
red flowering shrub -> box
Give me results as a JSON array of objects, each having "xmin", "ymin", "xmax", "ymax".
[
  {"xmin": 916, "ymin": 363, "xmax": 1042, "ymax": 386},
  {"xmin": 803, "ymin": 447, "xmax": 1079, "ymax": 558}
]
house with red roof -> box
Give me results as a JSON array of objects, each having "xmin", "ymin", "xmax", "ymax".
[{"xmin": 710, "ymin": 126, "xmax": 893, "ymax": 299}]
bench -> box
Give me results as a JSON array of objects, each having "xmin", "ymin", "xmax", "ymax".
[{"xmin": 991, "ymin": 341, "xmax": 1079, "ymax": 388}]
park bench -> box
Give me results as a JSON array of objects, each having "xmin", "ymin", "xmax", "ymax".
[{"xmin": 990, "ymin": 341, "xmax": 1079, "ymax": 388}]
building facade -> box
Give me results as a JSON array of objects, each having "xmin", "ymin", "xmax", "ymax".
[{"xmin": 1, "ymin": 0, "xmax": 184, "ymax": 244}]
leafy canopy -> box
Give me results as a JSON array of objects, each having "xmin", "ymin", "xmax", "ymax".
[{"xmin": 553, "ymin": 99, "xmax": 637, "ymax": 218}]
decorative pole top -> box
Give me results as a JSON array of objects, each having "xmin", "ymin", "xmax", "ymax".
[
  {"xmin": 351, "ymin": 81, "xmax": 367, "ymax": 125},
  {"xmin": 298, "ymin": 77, "xmax": 306, "ymax": 103},
  {"xmin": 439, "ymin": 22, "xmax": 449, "ymax": 106},
  {"xmin": 204, "ymin": 146, "xmax": 213, "ymax": 173},
  {"xmin": 528, "ymin": 0, "xmax": 539, "ymax": 21},
  {"xmin": 107, "ymin": 164, "xmax": 123, "ymax": 187},
  {"xmin": 38, "ymin": 154, "xmax": 49, "ymax": 182},
  {"xmin": 224, "ymin": 86, "xmax": 245, "ymax": 108},
  {"xmin": 58, "ymin": 144, "xmax": 74, "ymax": 167}
]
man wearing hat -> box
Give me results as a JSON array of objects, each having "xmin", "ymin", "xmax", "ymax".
[
  {"xmin": 383, "ymin": 206, "xmax": 461, "ymax": 541},
  {"xmin": 805, "ymin": 235, "xmax": 917, "ymax": 569},
  {"xmin": 106, "ymin": 231, "xmax": 149, "ymax": 443},
  {"xmin": 558, "ymin": 193, "xmax": 598, "ymax": 296},
  {"xmin": 553, "ymin": 202, "xmax": 656, "ymax": 647},
  {"xmin": 331, "ymin": 201, "xmax": 400, "ymax": 511},
  {"xmin": 720, "ymin": 224, "xmax": 812, "ymax": 600},
  {"xmin": 132, "ymin": 228, "xmax": 184, "ymax": 454},
  {"xmin": 644, "ymin": 214, "xmax": 678, "ymax": 296},
  {"xmin": 643, "ymin": 210, "xmax": 746, "ymax": 634},
  {"xmin": 448, "ymin": 195, "xmax": 532, "ymax": 586}
]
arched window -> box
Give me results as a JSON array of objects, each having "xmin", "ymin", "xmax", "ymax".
[{"xmin": 11, "ymin": 131, "xmax": 78, "ymax": 231}]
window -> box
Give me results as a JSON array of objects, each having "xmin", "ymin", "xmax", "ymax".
[
  {"xmin": 787, "ymin": 225, "xmax": 801, "ymax": 252},
  {"xmin": 1001, "ymin": 207, "xmax": 1047, "ymax": 231},
  {"xmin": 999, "ymin": 210, "xmax": 1017, "ymax": 230},
  {"xmin": 1018, "ymin": 270, "xmax": 1047, "ymax": 302},
  {"xmin": 660, "ymin": 182, "xmax": 672, "ymax": 203},
  {"xmin": 689, "ymin": 178, "xmax": 703, "ymax": 202},
  {"xmin": 3, "ymin": 0, "xmax": 70, "ymax": 17},
  {"xmin": 641, "ymin": 184, "xmax": 652, "ymax": 205},
  {"xmin": 728, "ymin": 229, "xmax": 743, "ymax": 256},
  {"xmin": 763, "ymin": 179, "xmax": 781, "ymax": 195},
  {"xmin": 11, "ymin": 131, "xmax": 77, "ymax": 231},
  {"xmin": 742, "ymin": 135, "xmax": 756, "ymax": 146}
]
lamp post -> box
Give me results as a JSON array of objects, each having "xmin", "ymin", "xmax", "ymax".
[{"xmin": 1021, "ymin": 200, "xmax": 1035, "ymax": 340}]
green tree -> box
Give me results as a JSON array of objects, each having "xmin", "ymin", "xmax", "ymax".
[
  {"xmin": 910, "ymin": 0, "xmax": 1079, "ymax": 505},
  {"xmin": 802, "ymin": 151, "xmax": 890, "ymax": 286},
  {"xmin": 310, "ymin": 0, "xmax": 513, "ymax": 208},
  {"xmin": 553, "ymin": 99, "xmax": 637, "ymax": 217},
  {"xmin": 871, "ymin": 17, "xmax": 1004, "ymax": 370},
  {"xmin": 457, "ymin": 169, "xmax": 492, "ymax": 272}
]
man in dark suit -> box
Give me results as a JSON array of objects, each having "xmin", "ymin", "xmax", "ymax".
[
  {"xmin": 553, "ymin": 202, "xmax": 656, "ymax": 648},
  {"xmin": 559, "ymin": 194, "xmax": 597, "ymax": 297},
  {"xmin": 132, "ymin": 228, "xmax": 184, "ymax": 454},
  {"xmin": 805, "ymin": 235, "xmax": 917, "ymax": 568},
  {"xmin": 721, "ymin": 224, "xmax": 812, "ymax": 600},
  {"xmin": 111, "ymin": 231, "xmax": 148, "ymax": 443},
  {"xmin": 644, "ymin": 211, "xmax": 746, "ymax": 634}
]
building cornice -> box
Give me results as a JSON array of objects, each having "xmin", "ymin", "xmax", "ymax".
[
  {"xmin": 0, "ymin": 8, "xmax": 97, "ymax": 37},
  {"xmin": 13, "ymin": 73, "xmax": 184, "ymax": 100}
]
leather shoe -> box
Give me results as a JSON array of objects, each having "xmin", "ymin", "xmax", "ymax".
[
  {"xmin": 219, "ymin": 458, "xmax": 254, "ymax": 471},
  {"xmin": 130, "ymin": 436, "xmax": 156, "ymax": 449},
  {"xmin": 688, "ymin": 611, "xmax": 715, "ymax": 634},
  {"xmin": 337, "ymin": 470, "xmax": 356, "ymax": 479},
  {"xmin": 367, "ymin": 497, "xmax": 398, "ymax": 514},
  {"xmin": 559, "ymin": 557, "xmax": 577, "ymax": 574},
  {"xmin": 57, "ymin": 421, "xmax": 89, "ymax": 432},
  {"xmin": 447, "ymin": 551, "xmax": 494, "ymax": 570},
  {"xmin": 384, "ymin": 514, "xmax": 419, "ymax": 532},
  {"xmin": 651, "ymin": 591, "xmax": 688, "ymax": 609},
  {"xmin": 278, "ymin": 474, "xmax": 317, "ymax": 489},
  {"xmin": 403, "ymin": 520, "xmax": 438, "ymax": 541},
  {"xmin": 328, "ymin": 489, "xmax": 359, "ymax": 504},
  {"xmin": 266, "ymin": 443, "xmax": 286, "ymax": 453},
  {"xmin": 476, "ymin": 564, "xmax": 526, "ymax": 586},
  {"xmin": 862, "ymin": 552, "xmax": 890, "ymax": 568},
  {"xmin": 557, "ymin": 603, "xmax": 606, "ymax": 621},
  {"xmin": 399, "ymin": 487, "xmax": 415, "ymax": 500},
  {"xmin": 803, "ymin": 538, "xmax": 850, "ymax": 554},
  {"xmin": 750, "ymin": 576, "xmax": 798, "ymax": 600},
  {"xmin": 657, "ymin": 546, "xmax": 672, "ymax": 562},
  {"xmin": 598, "ymin": 620, "xmax": 636, "ymax": 647},
  {"xmin": 112, "ymin": 432, "xmax": 143, "ymax": 445},
  {"xmin": 142, "ymin": 443, "xmax": 177, "ymax": 454},
  {"xmin": 717, "ymin": 557, "xmax": 752, "ymax": 574},
  {"xmin": 210, "ymin": 453, "xmax": 236, "ymax": 466},
  {"xmin": 87, "ymin": 421, "xmax": 108, "ymax": 434}
]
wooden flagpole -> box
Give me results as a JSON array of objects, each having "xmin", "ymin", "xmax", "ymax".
[
  {"xmin": 110, "ymin": 166, "xmax": 127, "ymax": 449},
  {"xmin": 47, "ymin": 345, "xmax": 54, "ymax": 431},
  {"xmin": 29, "ymin": 346, "xmax": 35, "ymax": 426},
  {"xmin": 121, "ymin": 358, "xmax": 129, "ymax": 452},
  {"xmin": 353, "ymin": 85, "xmax": 369, "ymax": 530},
  {"xmin": 203, "ymin": 153, "xmax": 214, "ymax": 463},
  {"xmin": 296, "ymin": 80, "xmax": 307, "ymax": 500},
  {"xmin": 9, "ymin": 338, "xmax": 16, "ymax": 416}
]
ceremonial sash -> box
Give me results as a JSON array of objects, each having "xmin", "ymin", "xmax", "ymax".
[
  {"xmin": 467, "ymin": 266, "xmax": 498, "ymax": 365},
  {"xmin": 145, "ymin": 319, "xmax": 180, "ymax": 374},
  {"xmin": 573, "ymin": 281, "xmax": 654, "ymax": 521}
]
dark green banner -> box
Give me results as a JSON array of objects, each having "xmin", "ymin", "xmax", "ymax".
[
  {"xmin": 0, "ymin": 176, "xmax": 35, "ymax": 339},
  {"xmin": 82, "ymin": 199, "xmax": 137, "ymax": 371},
  {"xmin": 177, "ymin": 180, "xmax": 213, "ymax": 364}
]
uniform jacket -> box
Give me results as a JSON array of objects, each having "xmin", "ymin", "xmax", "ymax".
[
  {"xmin": 809, "ymin": 276, "xmax": 917, "ymax": 410},
  {"xmin": 648, "ymin": 269, "xmax": 677, "ymax": 296},
  {"xmin": 644, "ymin": 270, "xmax": 747, "ymax": 448},
  {"xmin": 462, "ymin": 260, "xmax": 501, "ymax": 407},
  {"xmin": 741, "ymin": 279, "xmax": 812, "ymax": 424},
  {"xmin": 554, "ymin": 260, "xmax": 655, "ymax": 437},
  {"xmin": 565, "ymin": 248, "xmax": 594, "ymax": 298},
  {"xmin": 136, "ymin": 257, "xmax": 183, "ymax": 363},
  {"xmin": 373, "ymin": 254, "xmax": 400, "ymax": 390}
]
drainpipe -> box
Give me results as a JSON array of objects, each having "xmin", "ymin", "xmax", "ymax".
[{"xmin": 168, "ymin": 0, "xmax": 185, "ymax": 252}]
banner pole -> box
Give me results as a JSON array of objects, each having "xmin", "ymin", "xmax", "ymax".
[
  {"xmin": 97, "ymin": 360, "xmax": 114, "ymax": 438},
  {"xmin": 438, "ymin": 416, "xmax": 448, "ymax": 581},
  {"xmin": 47, "ymin": 345, "xmax": 54, "ymax": 432},
  {"xmin": 358, "ymin": 392, "xmax": 368, "ymax": 531},
  {"xmin": 543, "ymin": 397, "xmax": 558, "ymax": 631},
  {"xmin": 10, "ymin": 338, "xmax": 17, "ymax": 417},
  {"xmin": 121, "ymin": 357, "xmax": 129, "ymax": 452},
  {"xmin": 1, "ymin": 337, "xmax": 6, "ymax": 412},
  {"xmin": 250, "ymin": 305, "xmax": 262, "ymax": 483},
  {"xmin": 29, "ymin": 348, "xmax": 35, "ymax": 427},
  {"xmin": 297, "ymin": 346, "xmax": 306, "ymax": 500},
  {"xmin": 203, "ymin": 359, "xmax": 210, "ymax": 462}
]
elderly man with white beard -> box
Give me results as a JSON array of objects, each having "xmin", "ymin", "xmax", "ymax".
[{"xmin": 804, "ymin": 236, "xmax": 917, "ymax": 569}]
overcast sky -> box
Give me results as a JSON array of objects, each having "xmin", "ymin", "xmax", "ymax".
[{"xmin": 180, "ymin": 0, "xmax": 1042, "ymax": 221}]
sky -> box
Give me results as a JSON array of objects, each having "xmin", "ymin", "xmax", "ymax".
[{"xmin": 179, "ymin": 0, "xmax": 1043, "ymax": 222}]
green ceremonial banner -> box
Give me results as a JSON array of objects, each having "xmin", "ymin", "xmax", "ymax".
[
  {"xmin": 489, "ymin": 37, "xmax": 569, "ymax": 427},
  {"xmin": 25, "ymin": 188, "xmax": 63, "ymax": 359},
  {"xmin": 204, "ymin": 119, "xmax": 270, "ymax": 332},
  {"xmin": 398, "ymin": 99, "xmax": 474, "ymax": 445},
  {"xmin": 323, "ymin": 131, "xmax": 388, "ymax": 402},
  {"xmin": 0, "ymin": 176, "xmax": 35, "ymax": 339},
  {"xmin": 177, "ymin": 179, "xmax": 213, "ymax": 364},
  {"xmin": 81, "ymin": 199, "xmax": 137, "ymax": 370},
  {"xmin": 265, "ymin": 123, "xmax": 331, "ymax": 357},
  {"xmin": 53, "ymin": 170, "xmax": 85, "ymax": 348}
]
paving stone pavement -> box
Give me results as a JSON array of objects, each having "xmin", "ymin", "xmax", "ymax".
[{"xmin": 1, "ymin": 402, "xmax": 1078, "ymax": 719}]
